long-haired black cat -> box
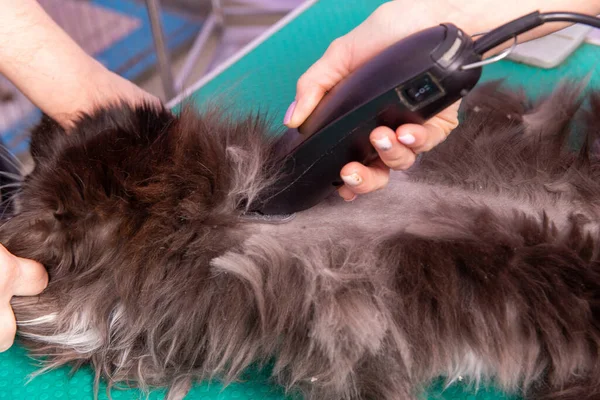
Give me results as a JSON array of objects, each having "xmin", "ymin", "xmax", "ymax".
[{"xmin": 3, "ymin": 80, "xmax": 600, "ymax": 400}]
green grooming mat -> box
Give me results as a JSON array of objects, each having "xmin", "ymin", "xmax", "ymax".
[{"xmin": 2, "ymin": 1, "xmax": 600, "ymax": 399}]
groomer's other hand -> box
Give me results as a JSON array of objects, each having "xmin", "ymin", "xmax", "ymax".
[
  {"xmin": 0, "ymin": 244, "xmax": 47, "ymax": 352},
  {"xmin": 0, "ymin": 0, "xmax": 161, "ymax": 130},
  {"xmin": 283, "ymin": 1, "xmax": 461, "ymax": 200},
  {"xmin": 58, "ymin": 62, "xmax": 162, "ymax": 129}
]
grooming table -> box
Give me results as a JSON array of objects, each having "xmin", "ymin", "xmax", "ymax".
[{"xmin": 2, "ymin": 0, "xmax": 600, "ymax": 399}]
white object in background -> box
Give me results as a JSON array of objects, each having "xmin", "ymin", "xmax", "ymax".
[
  {"xmin": 586, "ymin": 28, "xmax": 600, "ymax": 46},
  {"xmin": 505, "ymin": 23, "xmax": 592, "ymax": 68}
]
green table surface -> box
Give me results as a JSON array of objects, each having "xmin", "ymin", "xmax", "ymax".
[{"xmin": 3, "ymin": 1, "xmax": 600, "ymax": 399}]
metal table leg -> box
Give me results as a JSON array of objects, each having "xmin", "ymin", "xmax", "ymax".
[
  {"xmin": 145, "ymin": 0, "xmax": 176, "ymax": 101},
  {"xmin": 174, "ymin": 0, "xmax": 225, "ymax": 93}
]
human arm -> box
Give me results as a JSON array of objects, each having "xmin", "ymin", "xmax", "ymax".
[{"xmin": 0, "ymin": 0, "xmax": 159, "ymax": 128}]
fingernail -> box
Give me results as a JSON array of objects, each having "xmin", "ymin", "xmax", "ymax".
[
  {"xmin": 398, "ymin": 133, "xmax": 416, "ymax": 145},
  {"xmin": 283, "ymin": 100, "xmax": 297, "ymax": 125},
  {"xmin": 373, "ymin": 136, "xmax": 392, "ymax": 151},
  {"xmin": 344, "ymin": 194, "xmax": 357, "ymax": 202},
  {"xmin": 341, "ymin": 173, "xmax": 363, "ymax": 187}
]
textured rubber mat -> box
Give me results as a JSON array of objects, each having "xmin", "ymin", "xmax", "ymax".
[
  {"xmin": 2, "ymin": 0, "xmax": 600, "ymax": 399},
  {"xmin": 0, "ymin": 343, "xmax": 517, "ymax": 400}
]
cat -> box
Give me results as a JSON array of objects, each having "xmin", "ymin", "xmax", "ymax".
[{"xmin": 3, "ymin": 80, "xmax": 600, "ymax": 400}]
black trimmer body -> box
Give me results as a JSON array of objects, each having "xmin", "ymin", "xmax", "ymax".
[{"xmin": 249, "ymin": 23, "xmax": 483, "ymax": 216}]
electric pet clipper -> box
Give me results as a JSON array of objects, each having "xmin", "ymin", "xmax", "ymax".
[{"xmin": 247, "ymin": 11, "xmax": 600, "ymax": 217}]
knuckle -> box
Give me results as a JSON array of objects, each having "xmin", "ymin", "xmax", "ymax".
[
  {"xmin": 326, "ymin": 37, "xmax": 346, "ymax": 55},
  {"xmin": 413, "ymin": 141, "xmax": 434, "ymax": 154},
  {"xmin": 437, "ymin": 113, "xmax": 460, "ymax": 133},
  {"xmin": 359, "ymin": 171, "xmax": 389, "ymax": 194},
  {"xmin": 352, "ymin": 181, "xmax": 373, "ymax": 194},
  {"xmin": 389, "ymin": 157, "xmax": 415, "ymax": 170},
  {"xmin": 443, "ymin": 117, "xmax": 460, "ymax": 133},
  {"xmin": 414, "ymin": 125, "xmax": 447, "ymax": 153},
  {"xmin": 410, "ymin": 132, "xmax": 428, "ymax": 148},
  {"xmin": 383, "ymin": 148, "xmax": 415, "ymax": 170},
  {"xmin": 296, "ymin": 73, "xmax": 311, "ymax": 93},
  {"xmin": 416, "ymin": 141, "xmax": 436, "ymax": 153},
  {"xmin": 444, "ymin": 119, "xmax": 459, "ymax": 132}
]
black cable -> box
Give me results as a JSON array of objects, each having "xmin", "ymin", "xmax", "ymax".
[
  {"xmin": 541, "ymin": 12, "xmax": 600, "ymax": 28},
  {"xmin": 473, "ymin": 11, "xmax": 600, "ymax": 55}
]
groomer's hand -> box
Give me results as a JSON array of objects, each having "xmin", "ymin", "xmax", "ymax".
[
  {"xmin": 284, "ymin": 1, "xmax": 461, "ymax": 201},
  {"xmin": 0, "ymin": 0, "xmax": 160, "ymax": 130},
  {"xmin": 0, "ymin": 244, "xmax": 47, "ymax": 352}
]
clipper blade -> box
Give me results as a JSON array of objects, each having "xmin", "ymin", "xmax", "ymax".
[{"xmin": 240, "ymin": 212, "xmax": 296, "ymax": 224}]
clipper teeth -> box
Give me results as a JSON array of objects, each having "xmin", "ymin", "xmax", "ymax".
[{"xmin": 240, "ymin": 212, "xmax": 296, "ymax": 224}]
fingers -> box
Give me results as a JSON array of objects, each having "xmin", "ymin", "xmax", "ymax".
[
  {"xmin": 397, "ymin": 100, "xmax": 461, "ymax": 154},
  {"xmin": 0, "ymin": 244, "xmax": 47, "ymax": 297},
  {"xmin": 0, "ymin": 244, "xmax": 18, "ymax": 299},
  {"xmin": 0, "ymin": 244, "xmax": 47, "ymax": 352},
  {"xmin": 338, "ymin": 159, "xmax": 390, "ymax": 200},
  {"xmin": 336, "ymin": 99, "xmax": 461, "ymax": 200},
  {"xmin": 366, "ymin": 100, "xmax": 460, "ymax": 174},
  {"xmin": 0, "ymin": 305, "xmax": 16, "ymax": 352},
  {"xmin": 337, "ymin": 184, "xmax": 357, "ymax": 201},
  {"xmin": 370, "ymin": 126, "xmax": 416, "ymax": 170},
  {"xmin": 12, "ymin": 256, "xmax": 47, "ymax": 296},
  {"xmin": 0, "ymin": 244, "xmax": 16, "ymax": 352}
]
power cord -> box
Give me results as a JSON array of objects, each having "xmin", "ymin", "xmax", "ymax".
[{"xmin": 473, "ymin": 11, "xmax": 600, "ymax": 55}]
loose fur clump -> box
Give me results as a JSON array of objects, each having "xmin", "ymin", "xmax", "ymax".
[{"xmin": 3, "ymin": 80, "xmax": 600, "ymax": 400}]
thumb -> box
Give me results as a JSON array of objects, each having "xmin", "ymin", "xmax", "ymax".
[
  {"xmin": 0, "ymin": 244, "xmax": 47, "ymax": 297},
  {"xmin": 0, "ymin": 305, "xmax": 16, "ymax": 352},
  {"xmin": 12, "ymin": 255, "xmax": 48, "ymax": 297}
]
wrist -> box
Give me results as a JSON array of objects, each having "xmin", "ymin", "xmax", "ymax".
[
  {"xmin": 0, "ymin": 0, "xmax": 113, "ymax": 125},
  {"xmin": 49, "ymin": 59, "xmax": 112, "ymax": 126}
]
